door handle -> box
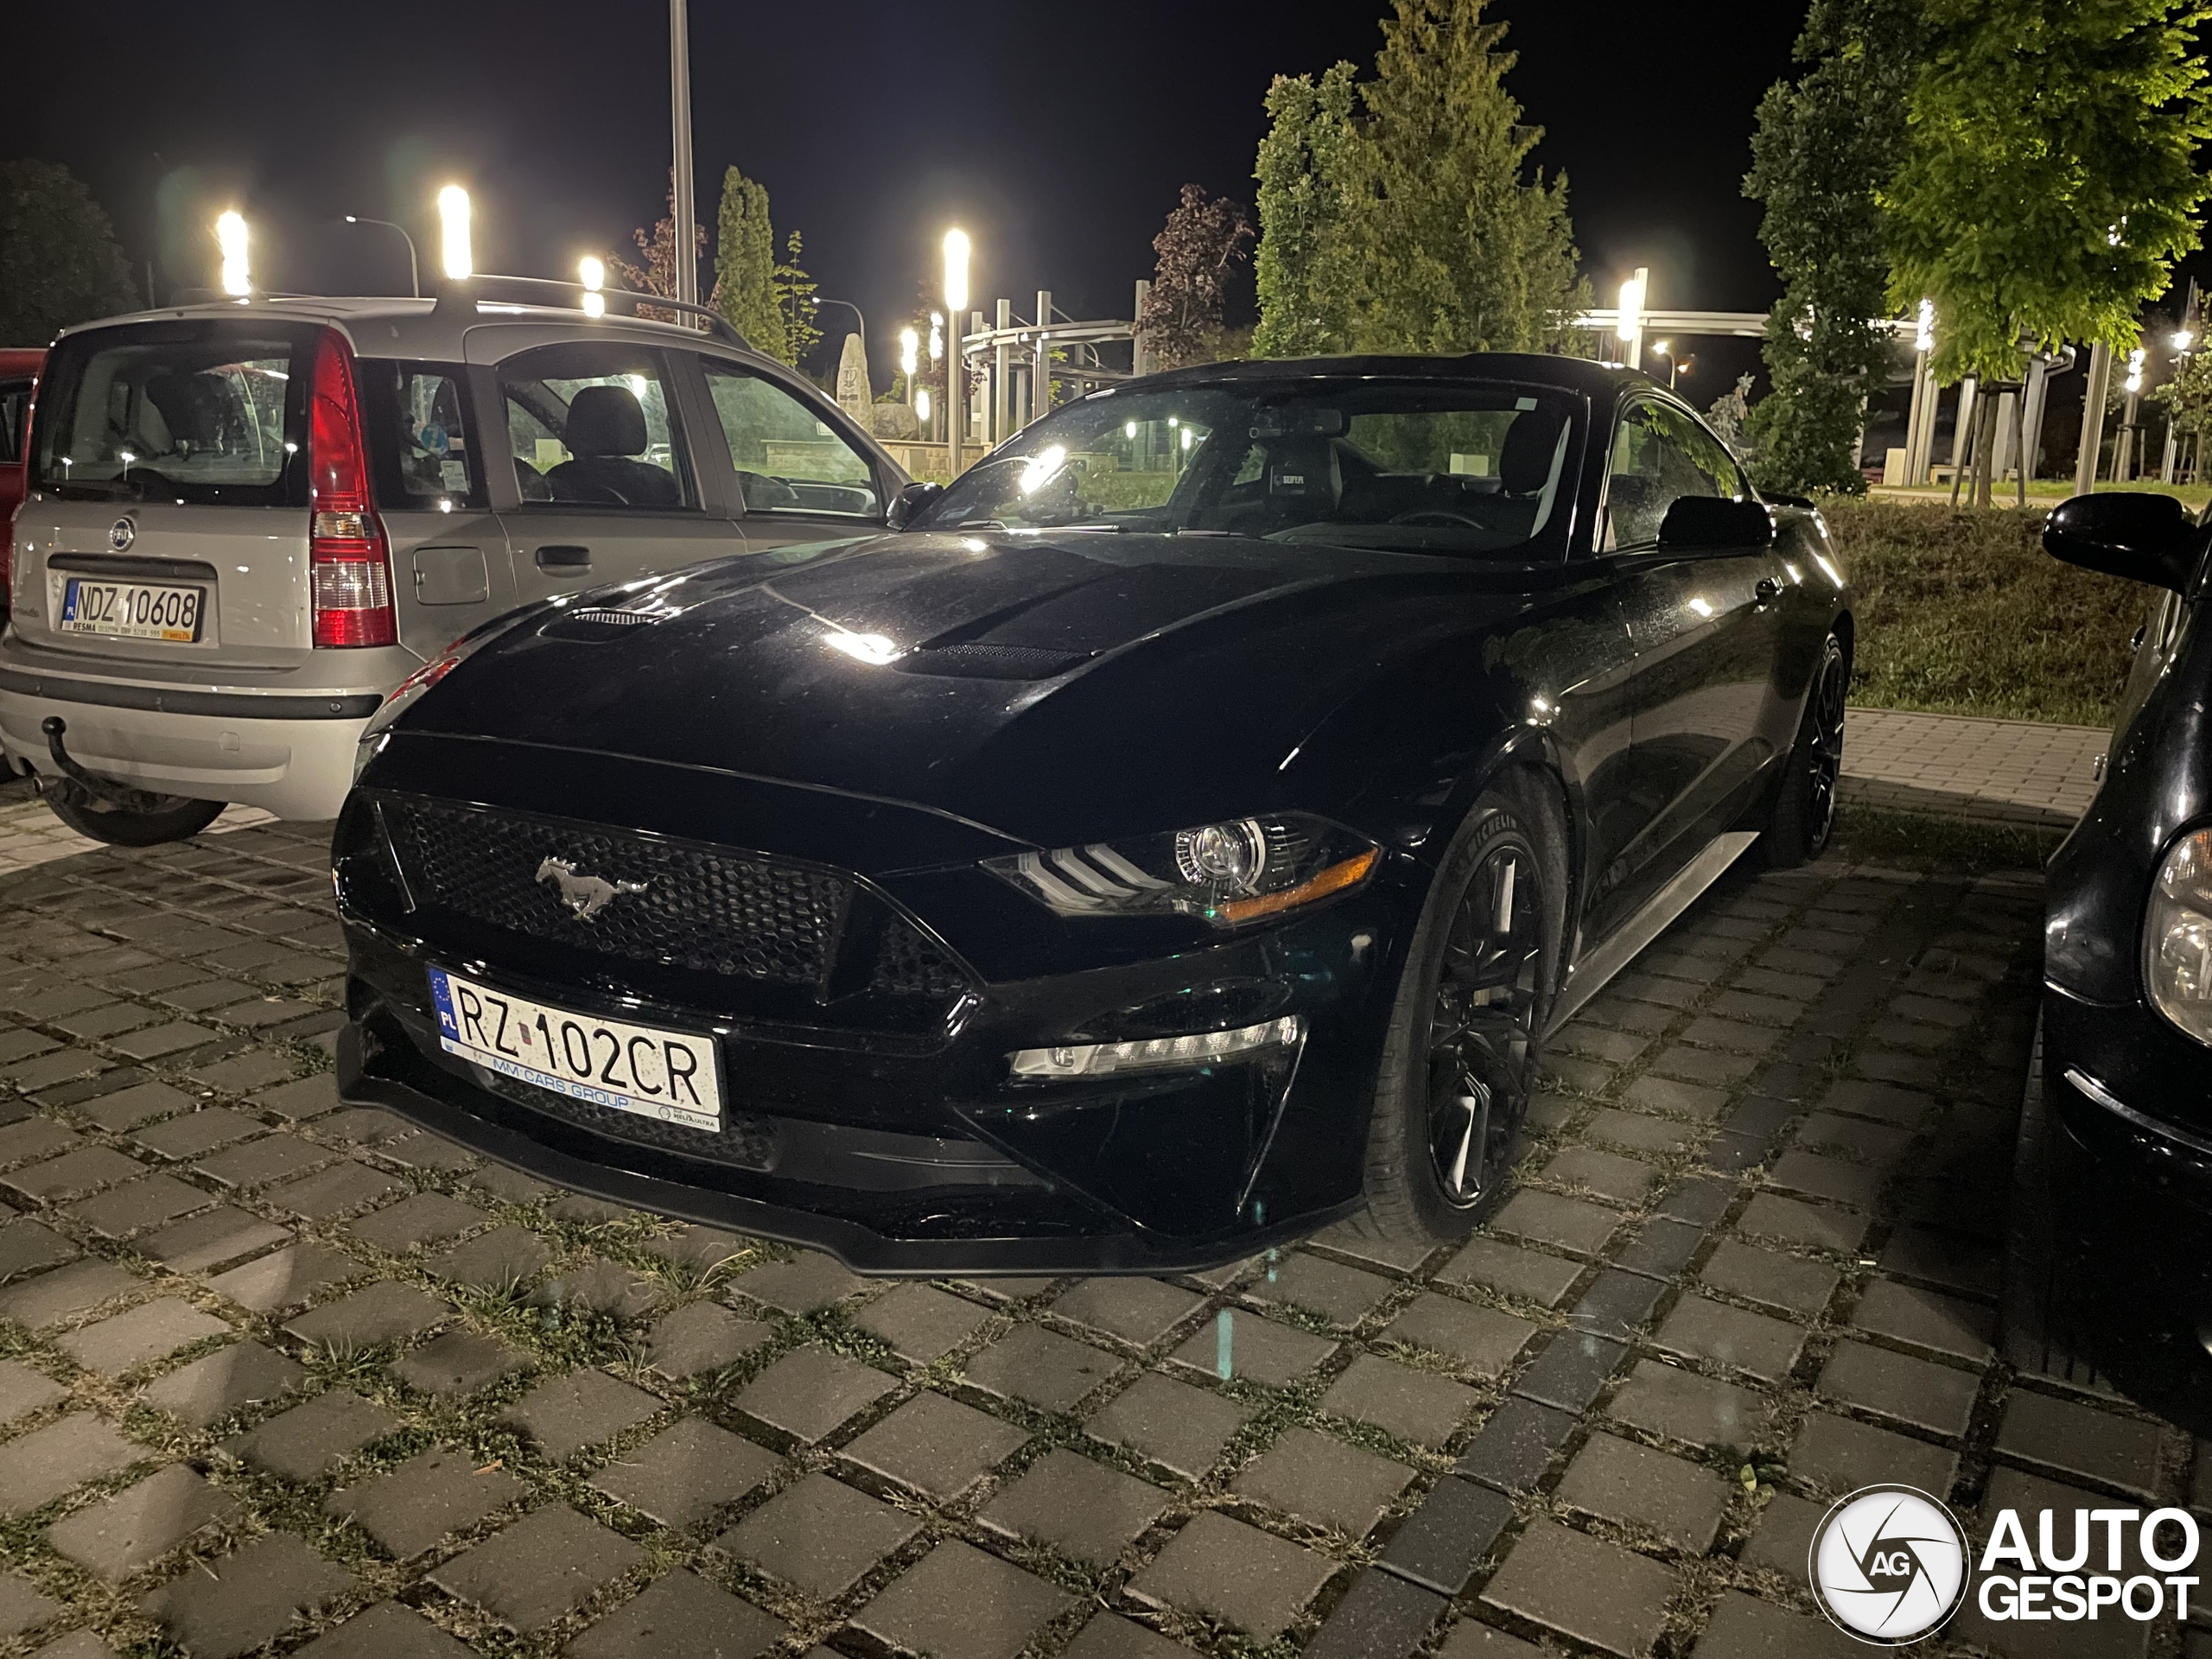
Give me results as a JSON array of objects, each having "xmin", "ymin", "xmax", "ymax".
[
  {"xmin": 536, "ymin": 544, "xmax": 591, "ymax": 572},
  {"xmin": 1754, "ymin": 576, "xmax": 1780, "ymax": 604}
]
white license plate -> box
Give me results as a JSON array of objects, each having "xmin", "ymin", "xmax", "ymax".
[
  {"xmin": 53, "ymin": 575, "xmax": 206, "ymax": 642},
  {"xmin": 428, "ymin": 966, "xmax": 722, "ymax": 1134}
]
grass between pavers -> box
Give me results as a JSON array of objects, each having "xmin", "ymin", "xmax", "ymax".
[
  {"xmin": 1827, "ymin": 805, "xmax": 2065, "ymax": 875},
  {"xmin": 1825, "ymin": 497, "xmax": 2157, "ymax": 727}
]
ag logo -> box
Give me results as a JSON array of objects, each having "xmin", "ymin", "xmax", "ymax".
[{"xmin": 1809, "ymin": 1485, "xmax": 1970, "ymax": 1643}]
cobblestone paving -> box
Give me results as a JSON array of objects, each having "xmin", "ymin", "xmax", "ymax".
[
  {"xmin": 1840, "ymin": 709, "xmax": 2106, "ymax": 830},
  {"xmin": 0, "ymin": 816, "xmax": 2197, "ymax": 1659}
]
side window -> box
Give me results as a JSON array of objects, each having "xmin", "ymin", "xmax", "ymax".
[
  {"xmin": 498, "ymin": 344, "xmax": 694, "ymax": 511},
  {"xmin": 701, "ymin": 360, "xmax": 880, "ymax": 518},
  {"xmin": 1602, "ymin": 400, "xmax": 1738, "ymax": 550},
  {"xmin": 358, "ymin": 360, "xmax": 484, "ymax": 509}
]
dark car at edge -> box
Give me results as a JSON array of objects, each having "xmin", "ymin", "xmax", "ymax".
[
  {"xmin": 2035, "ymin": 492, "xmax": 2212, "ymax": 1377},
  {"xmin": 334, "ymin": 353, "xmax": 1852, "ymax": 1274}
]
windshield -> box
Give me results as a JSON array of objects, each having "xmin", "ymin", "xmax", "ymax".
[
  {"xmin": 915, "ymin": 378, "xmax": 1582, "ymax": 558},
  {"xmin": 31, "ymin": 321, "xmax": 315, "ymax": 505}
]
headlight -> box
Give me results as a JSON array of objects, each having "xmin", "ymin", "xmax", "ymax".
[
  {"xmin": 985, "ymin": 813, "xmax": 1378, "ymax": 928},
  {"xmin": 2147, "ymin": 827, "xmax": 2212, "ymax": 1045}
]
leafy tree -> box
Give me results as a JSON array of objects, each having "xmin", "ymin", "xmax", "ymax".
[
  {"xmin": 1885, "ymin": 0, "xmax": 2212, "ymax": 386},
  {"xmin": 0, "ymin": 161, "xmax": 137, "ymax": 346},
  {"xmin": 1743, "ymin": 0, "xmax": 1924, "ymax": 496},
  {"xmin": 1252, "ymin": 64, "xmax": 1365, "ymax": 357},
  {"xmin": 2150, "ymin": 353, "xmax": 2212, "ymax": 486},
  {"xmin": 711, "ymin": 167, "xmax": 784, "ymax": 358},
  {"xmin": 1250, "ymin": 0, "xmax": 1584, "ymax": 359},
  {"xmin": 1359, "ymin": 0, "xmax": 1583, "ymax": 353},
  {"xmin": 609, "ymin": 176, "xmax": 707, "ymax": 327},
  {"xmin": 773, "ymin": 232, "xmax": 820, "ymax": 370},
  {"xmin": 1136, "ymin": 185, "xmax": 1253, "ymax": 370}
]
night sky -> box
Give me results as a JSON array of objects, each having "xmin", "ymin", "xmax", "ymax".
[{"xmin": 10, "ymin": 1, "xmax": 1815, "ymax": 391}]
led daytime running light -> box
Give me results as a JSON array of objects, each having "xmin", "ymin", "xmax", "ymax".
[{"xmin": 1008, "ymin": 1015, "xmax": 1303, "ymax": 1079}]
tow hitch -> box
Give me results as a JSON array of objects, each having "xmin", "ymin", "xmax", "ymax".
[{"xmin": 38, "ymin": 716, "xmax": 177, "ymax": 814}]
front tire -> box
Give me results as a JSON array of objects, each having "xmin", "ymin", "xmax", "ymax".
[
  {"xmin": 1354, "ymin": 773, "xmax": 1567, "ymax": 1243},
  {"xmin": 1764, "ymin": 632, "xmax": 1847, "ymax": 868},
  {"xmin": 41, "ymin": 781, "xmax": 225, "ymax": 847}
]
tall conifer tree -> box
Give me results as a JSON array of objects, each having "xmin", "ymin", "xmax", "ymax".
[{"xmin": 1744, "ymin": 0, "xmax": 1924, "ymax": 496}]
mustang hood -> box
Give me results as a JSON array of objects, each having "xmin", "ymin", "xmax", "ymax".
[{"xmin": 401, "ymin": 531, "xmax": 1538, "ymax": 847}]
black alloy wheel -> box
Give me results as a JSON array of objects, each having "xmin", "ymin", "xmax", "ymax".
[
  {"xmin": 1765, "ymin": 632, "xmax": 1848, "ymax": 868},
  {"xmin": 1802, "ymin": 637, "xmax": 1847, "ymax": 854},
  {"xmin": 1424, "ymin": 829, "xmax": 1547, "ymax": 1208}
]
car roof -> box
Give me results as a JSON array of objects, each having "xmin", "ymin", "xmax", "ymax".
[
  {"xmin": 1126, "ymin": 351, "xmax": 1654, "ymax": 399},
  {"xmin": 48, "ymin": 292, "xmax": 782, "ymax": 372}
]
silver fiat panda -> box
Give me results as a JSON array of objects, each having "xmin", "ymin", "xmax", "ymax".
[{"xmin": 0, "ymin": 289, "xmax": 903, "ymax": 842}]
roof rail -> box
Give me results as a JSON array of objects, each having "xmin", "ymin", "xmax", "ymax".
[{"xmin": 433, "ymin": 275, "xmax": 750, "ymax": 350}]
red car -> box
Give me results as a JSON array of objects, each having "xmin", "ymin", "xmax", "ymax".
[{"xmin": 0, "ymin": 347, "xmax": 44, "ymax": 629}]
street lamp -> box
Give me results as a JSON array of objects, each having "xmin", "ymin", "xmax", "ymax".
[
  {"xmin": 1650, "ymin": 339, "xmax": 1675, "ymax": 389},
  {"xmin": 1616, "ymin": 267, "xmax": 1648, "ymax": 371},
  {"xmin": 215, "ymin": 211, "xmax": 250, "ymax": 297},
  {"xmin": 944, "ymin": 230, "xmax": 971, "ymax": 475},
  {"xmin": 817, "ymin": 297, "xmax": 868, "ymax": 363},
  {"xmin": 343, "ymin": 215, "xmax": 419, "ymax": 297},
  {"xmin": 578, "ymin": 256, "xmax": 606, "ymax": 319},
  {"xmin": 899, "ymin": 327, "xmax": 919, "ymax": 405},
  {"xmin": 436, "ymin": 186, "xmax": 472, "ymax": 283}
]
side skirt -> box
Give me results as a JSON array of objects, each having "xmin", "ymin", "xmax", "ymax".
[{"xmin": 1544, "ymin": 830, "xmax": 1759, "ymax": 1037}]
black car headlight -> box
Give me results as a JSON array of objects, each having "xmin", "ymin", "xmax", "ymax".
[
  {"xmin": 984, "ymin": 813, "xmax": 1378, "ymax": 928},
  {"xmin": 2147, "ymin": 827, "xmax": 2212, "ymax": 1046}
]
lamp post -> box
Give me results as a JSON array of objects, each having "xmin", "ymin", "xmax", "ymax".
[
  {"xmin": 1616, "ymin": 267, "xmax": 1648, "ymax": 371},
  {"xmin": 214, "ymin": 211, "xmax": 250, "ymax": 297},
  {"xmin": 343, "ymin": 216, "xmax": 419, "ymax": 297},
  {"xmin": 1650, "ymin": 340, "xmax": 1675, "ymax": 389},
  {"xmin": 943, "ymin": 230, "xmax": 970, "ymax": 478},
  {"xmin": 899, "ymin": 327, "xmax": 919, "ymax": 405},
  {"xmin": 579, "ymin": 256, "xmax": 607, "ymax": 319},
  {"xmin": 669, "ymin": 0, "xmax": 697, "ymax": 307},
  {"xmin": 436, "ymin": 187, "xmax": 472, "ymax": 283}
]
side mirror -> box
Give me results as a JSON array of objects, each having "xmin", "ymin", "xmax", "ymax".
[
  {"xmin": 2044, "ymin": 493, "xmax": 2200, "ymax": 591},
  {"xmin": 887, "ymin": 480, "xmax": 944, "ymax": 531},
  {"xmin": 1657, "ymin": 495, "xmax": 1774, "ymax": 550}
]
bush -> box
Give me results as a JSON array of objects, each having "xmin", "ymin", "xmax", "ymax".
[{"xmin": 1827, "ymin": 499, "xmax": 2156, "ymax": 727}]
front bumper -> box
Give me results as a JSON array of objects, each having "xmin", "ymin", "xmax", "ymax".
[
  {"xmin": 337, "ymin": 818, "xmax": 1413, "ymax": 1276},
  {"xmin": 2042, "ymin": 985, "xmax": 2212, "ymax": 1212}
]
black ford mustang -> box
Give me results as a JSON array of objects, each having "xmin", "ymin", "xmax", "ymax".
[{"xmin": 334, "ymin": 354, "xmax": 1851, "ymax": 1274}]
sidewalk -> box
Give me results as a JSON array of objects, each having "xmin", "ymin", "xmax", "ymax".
[{"xmin": 1841, "ymin": 707, "xmax": 2107, "ymax": 830}]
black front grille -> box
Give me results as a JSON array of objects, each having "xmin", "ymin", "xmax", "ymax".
[
  {"xmin": 869, "ymin": 917, "xmax": 970, "ymax": 999},
  {"xmin": 387, "ymin": 799, "xmax": 849, "ymax": 991}
]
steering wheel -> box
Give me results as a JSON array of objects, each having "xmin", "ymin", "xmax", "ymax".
[{"xmin": 1389, "ymin": 509, "xmax": 1483, "ymax": 528}]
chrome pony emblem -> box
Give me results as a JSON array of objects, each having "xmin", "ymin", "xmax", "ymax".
[
  {"xmin": 108, "ymin": 518, "xmax": 136, "ymax": 551},
  {"xmin": 535, "ymin": 856, "xmax": 647, "ymax": 923}
]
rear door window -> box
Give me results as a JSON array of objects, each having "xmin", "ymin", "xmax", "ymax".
[
  {"xmin": 498, "ymin": 344, "xmax": 696, "ymax": 511},
  {"xmin": 700, "ymin": 359, "xmax": 881, "ymax": 518},
  {"xmin": 29, "ymin": 321, "xmax": 315, "ymax": 505},
  {"xmin": 358, "ymin": 361, "xmax": 485, "ymax": 511}
]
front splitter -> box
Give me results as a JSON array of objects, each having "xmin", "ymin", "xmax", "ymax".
[{"xmin": 335, "ymin": 1024, "xmax": 1357, "ymax": 1277}]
